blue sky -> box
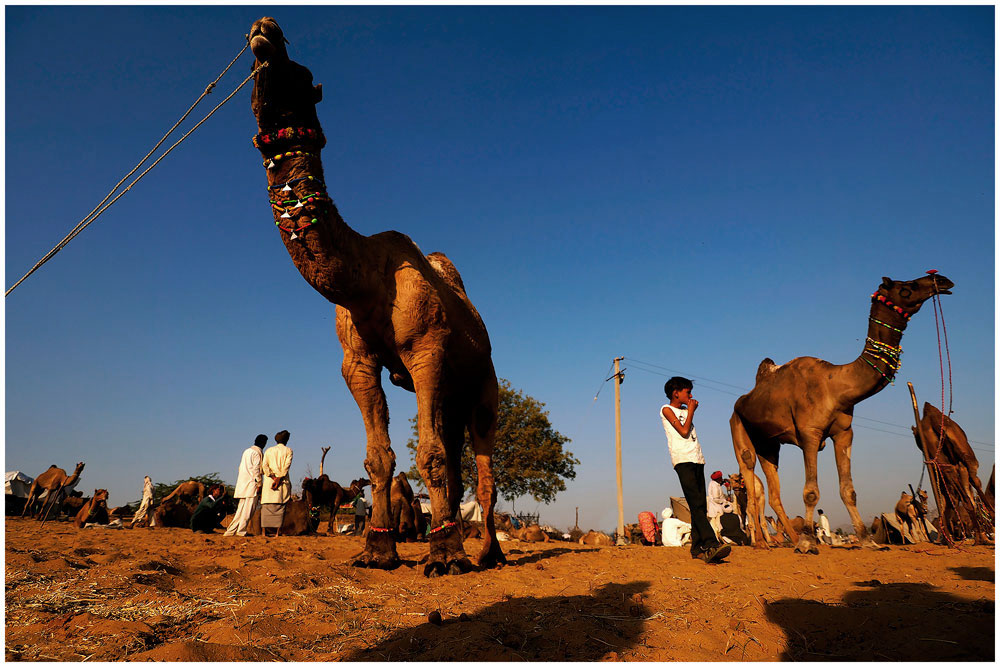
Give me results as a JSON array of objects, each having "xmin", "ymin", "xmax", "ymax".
[{"xmin": 5, "ymin": 6, "xmax": 994, "ymax": 533}]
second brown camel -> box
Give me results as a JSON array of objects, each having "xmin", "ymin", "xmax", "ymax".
[{"xmin": 730, "ymin": 273, "xmax": 954, "ymax": 553}]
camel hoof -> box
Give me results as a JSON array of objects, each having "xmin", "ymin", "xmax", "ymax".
[
  {"xmin": 352, "ymin": 551, "xmax": 401, "ymax": 570},
  {"xmin": 476, "ymin": 541, "xmax": 508, "ymax": 569},
  {"xmin": 424, "ymin": 561, "xmax": 448, "ymax": 578},
  {"xmin": 794, "ymin": 537, "xmax": 819, "ymax": 555},
  {"xmin": 447, "ymin": 558, "xmax": 473, "ymax": 575}
]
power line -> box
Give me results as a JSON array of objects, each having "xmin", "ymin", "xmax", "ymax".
[
  {"xmin": 592, "ymin": 360, "xmax": 615, "ymax": 401},
  {"xmin": 621, "ymin": 356, "xmax": 994, "ymax": 451}
]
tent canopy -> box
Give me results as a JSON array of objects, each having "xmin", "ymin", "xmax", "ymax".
[{"xmin": 5, "ymin": 471, "xmax": 34, "ymax": 498}]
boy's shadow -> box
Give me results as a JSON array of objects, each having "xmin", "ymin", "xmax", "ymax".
[
  {"xmin": 345, "ymin": 581, "xmax": 652, "ymax": 661},
  {"xmin": 765, "ymin": 580, "xmax": 994, "ymax": 661}
]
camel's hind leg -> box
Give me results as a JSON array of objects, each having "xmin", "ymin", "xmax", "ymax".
[
  {"xmin": 730, "ymin": 413, "xmax": 770, "ymax": 547},
  {"xmin": 830, "ymin": 428, "xmax": 869, "ymax": 540},
  {"xmin": 470, "ymin": 374, "xmax": 506, "ymax": 569},
  {"xmin": 410, "ymin": 362, "xmax": 472, "ymax": 577},
  {"xmin": 21, "ymin": 482, "xmax": 40, "ymax": 518},
  {"xmin": 794, "ymin": 430, "xmax": 823, "ymax": 554},
  {"xmin": 339, "ymin": 316, "xmax": 400, "ymax": 569},
  {"xmin": 757, "ymin": 448, "xmax": 799, "ymax": 546}
]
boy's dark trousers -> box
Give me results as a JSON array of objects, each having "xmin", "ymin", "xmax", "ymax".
[{"xmin": 674, "ymin": 462, "xmax": 721, "ymax": 556}]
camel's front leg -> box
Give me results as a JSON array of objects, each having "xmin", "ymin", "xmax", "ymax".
[
  {"xmin": 831, "ymin": 427, "xmax": 869, "ymax": 542},
  {"xmin": 413, "ymin": 365, "xmax": 469, "ymax": 577},
  {"xmin": 795, "ymin": 431, "xmax": 822, "ymax": 555},
  {"xmin": 730, "ymin": 413, "xmax": 770, "ymax": 547},
  {"xmin": 341, "ymin": 348, "xmax": 399, "ymax": 569}
]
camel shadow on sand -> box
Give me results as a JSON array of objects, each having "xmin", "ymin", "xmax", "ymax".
[
  {"xmin": 765, "ymin": 580, "xmax": 994, "ymax": 661},
  {"xmin": 344, "ymin": 580, "xmax": 652, "ymax": 661},
  {"xmin": 505, "ymin": 546, "xmax": 599, "ymax": 566},
  {"xmin": 949, "ymin": 565, "xmax": 994, "ymax": 582}
]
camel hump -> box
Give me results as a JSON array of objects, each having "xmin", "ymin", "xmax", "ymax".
[
  {"xmin": 755, "ymin": 358, "xmax": 780, "ymax": 383},
  {"xmin": 426, "ymin": 251, "xmax": 467, "ymax": 293}
]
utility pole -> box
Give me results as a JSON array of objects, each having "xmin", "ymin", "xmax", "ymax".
[{"xmin": 613, "ymin": 356, "xmax": 626, "ymax": 546}]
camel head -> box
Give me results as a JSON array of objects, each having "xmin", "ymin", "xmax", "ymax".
[
  {"xmin": 249, "ymin": 17, "xmax": 323, "ymax": 133},
  {"xmin": 351, "ymin": 478, "xmax": 372, "ymax": 493},
  {"xmin": 92, "ymin": 489, "xmax": 109, "ymax": 507},
  {"xmin": 72, "ymin": 462, "xmax": 85, "ymax": 475},
  {"xmin": 873, "ymin": 273, "xmax": 954, "ymax": 317}
]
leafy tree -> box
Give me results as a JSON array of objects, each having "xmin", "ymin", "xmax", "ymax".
[{"xmin": 405, "ymin": 379, "xmax": 578, "ymax": 504}]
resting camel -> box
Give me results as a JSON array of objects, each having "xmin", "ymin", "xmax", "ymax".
[
  {"xmin": 74, "ymin": 489, "xmax": 109, "ymax": 528},
  {"xmin": 161, "ymin": 480, "xmax": 205, "ymax": 504},
  {"xmin": 731, "ymin": 273, "xmax": 954, "ymax": 553},
  {"xmin": 894, "ymin": 491, "xmax": 930, "ymax": 543},
  {"xmin": 249, "ymin": 17, "xmax": 504, "ymax": 575},
  {"xmin": 301, "ymin": 476, "xmax": 370, "ymax": 533},
  {"xmin": 22, "ymin": 462, "xmax": 85, "ymax": 518},
  {"xmin": 248, "ymin": 500, "xmax": 316, "ymax": 536},
  {"xmin": 914, "ymin": 402, "xmax": 992, "ymax": 543},
  {"xmin": 987, "ymin": 466, "xmax": 994, "ymax": 510},
  {"xmin": 391, "ymin": 473, "xmax": 419, "ymax": 541},
  {"xmin": 728, "ymin": 472, "xmax": 768, "ymax": 545}
]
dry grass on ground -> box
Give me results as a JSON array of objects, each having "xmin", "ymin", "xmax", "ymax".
[{"xmin": 5, "ymin": 517, "xmax": 994, "ymax": 661}]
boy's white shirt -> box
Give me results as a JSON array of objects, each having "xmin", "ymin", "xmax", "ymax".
[{"xmin": 660, "ymin": 404, "xmax": 706, "ymax": 466}]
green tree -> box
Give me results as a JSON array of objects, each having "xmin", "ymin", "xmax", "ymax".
[{"xmin": 405, "ymin": 379, "xmax": 578, "ymax": 504}]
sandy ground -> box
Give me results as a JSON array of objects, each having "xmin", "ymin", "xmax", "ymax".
[{"xmin": 4, "ymin": 517, "xmax": 994, "ymax": 662}]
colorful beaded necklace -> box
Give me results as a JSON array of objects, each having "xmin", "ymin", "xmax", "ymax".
[
  {"xmin": 429, "ymin": 521, "xmax": 457, "ymax": 535},
  {"xmin": 268, "ymin": 175, "xmax": 324, "ymax": 192},
  {"xmin": 861, "ymin": 337, "xmax": 902, "ymax": 385},
  {"xmin": 270, "ymin": 192, "xmax": 330, "ymax": 209},
  {"xmin": 871, "ymin": 292, "xmax": 911, "ymax": 319},
  {"xmin": 253, "ymin": 126, "xmax": 326, "ymax": 150},
  {"xmin": 869, "ymin": 316, "xmax": 905, "ymax": 334},
  {"xmin": 263, "ymin": 150, "xmax": 318, "ymax": 169}
]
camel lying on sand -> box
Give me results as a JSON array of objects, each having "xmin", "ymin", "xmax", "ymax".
[{"xmin": 74, "ymin": 489, "xmax": 109, "ymax": 529}]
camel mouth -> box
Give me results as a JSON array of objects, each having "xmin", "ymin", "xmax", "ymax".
[{"xmin": 250, "ymin": 17, "xmax": 285, "ymax": 63}]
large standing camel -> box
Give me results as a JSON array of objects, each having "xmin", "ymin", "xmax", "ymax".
[
  {"xmin": 248, "ymin": 17, "xmax": 504, "ymax": 576},
  {"xmin": 730, "ymin": 274, "xmax": 954, "ymax": 552},
  {"xmin": 22, "ymin": 462, "xmax": 85, "ymax": 518}
]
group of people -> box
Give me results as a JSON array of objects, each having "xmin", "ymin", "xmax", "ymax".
[
  {"xmin": 223, "ymin": 430, "xmax": 294, "ymax": 536},
  {"xmin": 127, "ymin": 430, "xmax": 296, "ymax": 535},
  {"xmin": 659, "ymin": 377, "xmax": 835, "ymax": 559}
]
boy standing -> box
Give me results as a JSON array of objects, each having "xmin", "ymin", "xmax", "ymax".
[{"xmin": 660, "ymin": 377, "xmax": 731, "ymax": 564}]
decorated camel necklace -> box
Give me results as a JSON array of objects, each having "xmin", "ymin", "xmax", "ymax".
[
  {"xmin": 255, "ymin": 127, "xmax": 330, "ymax": 237},
  {"xmin": 864, "ymin": 292, "xmax": 908, "ymax": 384}
]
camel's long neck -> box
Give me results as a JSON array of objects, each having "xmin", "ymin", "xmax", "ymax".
[
  {"xmin": 842, "ymin": 299, "xmax": 909, "ymax": 403},
  {"xmin": 257, "ymin": 132, "xmax": 367, "ymax": 305}
]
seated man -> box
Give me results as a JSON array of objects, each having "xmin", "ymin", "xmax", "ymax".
[
  {"xmin": 660, "ymin": 507, "xmax": 692, "ymax": 547},
  {"xmin": 719, "ymin": 505, "xmax": 751, "ymax": 546},
  {"xmin": 190, "ymin": 484, "xmax": 227, "ymax": 533}
]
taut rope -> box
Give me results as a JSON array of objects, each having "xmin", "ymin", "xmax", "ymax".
[{"xmin": 6, "ymin": 41, "xmax": 263, "ymax": 297}]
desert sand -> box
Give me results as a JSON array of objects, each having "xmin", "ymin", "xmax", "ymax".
[{"xmin": 5, "ymin": 517, "xmax": 994, "ymax": 661}]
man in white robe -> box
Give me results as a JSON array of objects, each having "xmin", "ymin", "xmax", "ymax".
[
  {"xmin": 261, "ymin": 429, "xmax": 294, "ymax": 536},
  {"xmin": 660, "ymin": 507, "xmax": 691, "ymax": 547},
  {"xmin": 129, "ymin": 476, "xmax": 154, "ymax": 528},
  {"xmin": 224, "ymin": 434, "xmax": 266, "ymax": 536}
]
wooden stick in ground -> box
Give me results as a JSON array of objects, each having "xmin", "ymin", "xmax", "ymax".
[
  {"xmin": 320, "ymin": 447, "xmax": 331, "ymax": 478},
  {"xmin": 907, "ymin": 382, "xmax": 952, "ymax": 545}
]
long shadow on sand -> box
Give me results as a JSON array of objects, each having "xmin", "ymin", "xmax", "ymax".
[
  {"xmin": 949, "ymin": 565, "xmax": 995, "ymax": 582},
  {"xmin": 765, "ymin": 580, "xmax": 994, "ymax": 661},
  {"xmin": 345, "ymin": 580, "xmax": 651, "ymax": 661},
  {"xmin": 504, "ymin": 547, "xmax": 599, "ymax": 566}
]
